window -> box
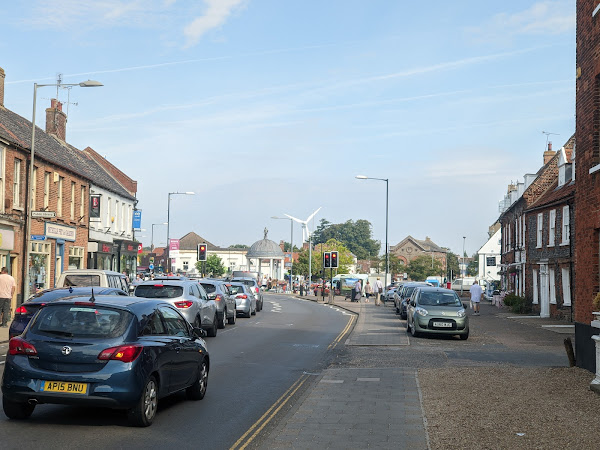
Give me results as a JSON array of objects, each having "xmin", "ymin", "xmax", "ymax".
[
  {"xmin": 0, "ymin": 146, "xmax": 4, "ymax": 211},
  {"xmin": 549, "ymin": 269, "xmax": 556, "ymax": 304},
  {"xmin": 70, "ymin": 181, "xmax": 75, "ymax": 219},
  {"xmin": 68, "ymin": 246, "xmax": 84, "ymax": 269},
  {"xmin": 142, "ymin": 312, "xmax": 166, "ymax": 336},
  {"xmin": 561, "ymin": 206, "xmax": 570, "ymax": 244},
  {"xmin": 536, "ymin": 213, "xmax": 543, "ymax": 248},
  {"xmin": 44, "ymin": 172, "xmax": 50, "ymax": 208},
  {"xmin": 532, "ymin": 269, "xmax": 539, "ymax": 304},
  {"xmin": 115, "ymin": 200, "xmax": 120, "ymax": 231},
  {"xmin": 549, "ymin": 209, "xmax": 556, "ymax": 246},
  {"xmin": 80, "ymin": 186, "xmax": 85, "ymax": 219},
  {"xmin": 57, "ymin": 176, "xmax": 63, "ymax": 216},
  {"xmin": 183, "ymin": 261, "xmax": 189, "ymax": 271},
  {"xmin": 106, "ymin": 196, "xmax": 111, "ymax": 228},
  {"xmin": 158, "ymin": 306, "xmax": 189, "ymax": 337},
  {"xmin": 562, "ymin": 267, "xmax": 571, "ymax": 306},
  {"xmin": 13, "ymin": 159, "xmax": 21, "ymax": 207}
]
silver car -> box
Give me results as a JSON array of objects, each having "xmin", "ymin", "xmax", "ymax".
[
  {"xmin": 229, "ymin": 282, "xmax": 257, "ymax": 318},
  {"xmin": 134, "ymin": 279, "xmax": 219, "ymax": 337},
  {"xmin": 231, "ymin": 277, "xmax": 263, "ymax": 311},
  {"xmin": 199, "ymin": 279, "xmax": 237, "ymax": 328}
]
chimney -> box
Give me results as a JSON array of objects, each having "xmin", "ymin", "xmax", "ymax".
[
  {"xmin": 280, "ymin": 240, "xmax": 285, "ymax": 251},
  {"xmin": 45, "ymin": 99, "xmax": 67, "ymax": 141},
  {"xmin": 0, "ymin": 67, "xmax": 5, "ymax": 107},
  {"xmin": 543, "ymin": 141, "xmax": 556, "ymax": 165}
]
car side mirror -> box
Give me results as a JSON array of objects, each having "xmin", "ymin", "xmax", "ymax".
[
  {"xmin": 463, "ymin": 303, "xmax": 468, "ymax": 309},
  {"xmin": 193, "ymin": 327, "xmax": 207, "ymax": 339}
]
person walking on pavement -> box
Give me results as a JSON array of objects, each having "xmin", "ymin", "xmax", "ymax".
[
  {"xmin": 364, "ymin": 280, "xmax": 372, "ymax": 302},
  {"xmin": 0, "ymin": 267, "xmax": 16, "ymax": 327},
  {"xmin": 470, "ymin": 279, "xmax": 483, "ymax": 315},
  {"xmin": 374, "ymin": 277, "xmax": 384, "ymax": 306},
  {"xmin": 354, "ymin": 279, "xmax": 362, "ymax": 302}
]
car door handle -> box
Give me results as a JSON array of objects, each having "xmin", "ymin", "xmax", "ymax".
[{"xmin": 174, "ymin": 346, "xmax": 182, "ymax": 352}]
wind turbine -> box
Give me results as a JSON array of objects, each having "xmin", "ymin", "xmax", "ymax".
[{"xmin": 284, "ymin": 207, "xmax": 321, "ymax": 283}]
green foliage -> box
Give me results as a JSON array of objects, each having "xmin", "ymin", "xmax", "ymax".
[
  {"xmin": 294, "ymin": 239, "xmax": 354, "ymax": 279},
  {"xmin": 229, "ymin": 244, "xmax": 249, "ymax": 249},
  {"xmin": 311, "ymin": 218, "xmax": 380, "ymax": 260},
  {"xmin": 445, "ymin": 251, "xmax": 460, "ymax": 279},
  {"xmin": 389, "ymin": 254, "xmax": 405, "ymax": 276},
  {"xmin": 196, "ymin": 254, "xmax": 225, "ymax": 277},
  {"xmin": 467, "ymin": 254, "xmax": 479, "ymax": 277},
  {"xmin": 406, "ymin": 255, "xmax": 444, "ymax": 281},
  {"xmin": 282, "ymin": 242, "xmax": 300, "ymax": 252},
  {"xmin": 502, "ymin": 294, "xmax": 532, "ymax": 314}
]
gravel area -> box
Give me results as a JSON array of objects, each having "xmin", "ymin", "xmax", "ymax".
[{"xmin": 418, "ymin": 366, "xmax": 600, "ymax": 449}]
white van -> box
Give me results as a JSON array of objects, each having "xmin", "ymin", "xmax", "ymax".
[
  {"xmin": 450, "ymin": 278, "xmax": 479, "ymax": 292},
  {"xmin": 56, "ymin": 269, "xmax": 129, "ymax": 292}
]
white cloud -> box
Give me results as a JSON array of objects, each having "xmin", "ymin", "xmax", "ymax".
[
  {"xmin": 183, "ymin": 0, "xmax": 246, "ymax": 47},
  {"xmin": 468, "ymin": 1, "xmax": 575, "ymax": 40}
]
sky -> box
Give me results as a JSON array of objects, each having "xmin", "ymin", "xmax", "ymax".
[{"xmin": 0, "ymin": 0, "xmax": 576, "ymax": 257}]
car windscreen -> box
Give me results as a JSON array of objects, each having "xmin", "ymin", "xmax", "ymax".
[
  {"xmin": 403, "ymin": 287, "xmax": 417, "ymax": 298},
  {"xmin": 135, "ymin": 285, "xmax": 184, "ymax": 298},
  {"xmin": 200, "ymin": 283, "xmax": 216, "ymax": 294},
  {"xmin": 63, "ymin": 275, "xmax": 101, "ymax": 287},
  {"xmin": 30, "ymin": 304, "xmax": 132, "ymax": 338},
  {"xmin": 418, "ymin": 291, "xmax": 462, "ymax": 306}
]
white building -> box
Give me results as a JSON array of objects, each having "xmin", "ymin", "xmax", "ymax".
[{"xmin": 477, "ymin": 227, "xmax": 501, "ymax": 284}]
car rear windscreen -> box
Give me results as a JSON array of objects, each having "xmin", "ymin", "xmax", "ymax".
[
  {"xmin": 30, "ymin": 305, "xmax": 132, "ymax": 338},
  {"xmin": 135, "ymin": 285, "xmax": 184, "ymax": 298},
  {"xmin": 228, "ymin": 285, "xmax": 245, "ymax": 295},
  {"xmin": 63, "ymin": 275, "xmax": 101, "ymax": 287},
  {"xmin": 200, "ymin": 283, "xmax": 216, "ymax": 294}
]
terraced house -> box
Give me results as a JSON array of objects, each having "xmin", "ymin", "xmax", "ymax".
[{"xmin": 0, "ymin": 66, "xmax": 138, "ymax": 313}]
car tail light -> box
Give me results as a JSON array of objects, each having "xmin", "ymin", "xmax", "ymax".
[
  {"xmin": 215, "ymin": 294, "xmax": 223, "ymax": 302},
  {"xmin": 236, "ymin": 294, "xmax": 248, "ymax": 299},
  {"xmin": 9, "ymin": 337, "xmax": 38, "ymax": 356},
  {"xmin": 175, "ymin": 300, "xmax": 194, "ymax": 308},
  {"xmin": 15, "ymin": 305, "xmax": 28, "ymax": 315},
  {"xmin": 255, "ymin": 287, "xmax": 259, "ymax": 293},
  {"xmin": 98, "ymin": 345, "xmax": 142, "ymax": 363}
]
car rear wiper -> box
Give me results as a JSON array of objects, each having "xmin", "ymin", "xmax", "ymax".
[{"xmin": 41, "ymin": 330, "xmax": 74, "ymax": 338}]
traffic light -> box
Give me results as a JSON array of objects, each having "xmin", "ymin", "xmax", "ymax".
[
  {"xmin": 198, "ymin": 243, "xmax": 207, "ymax": 261},
  {"xmin": 323, "ymin": 252, "xmax": 331, "ymax": 268},
  {"xmin": 330, "ymin": 251, "xmax": 338, "ymax": 269}
]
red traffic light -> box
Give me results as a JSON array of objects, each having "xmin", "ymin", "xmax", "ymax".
[
  {"xmin": 323, "ymin": 252, "xmax": 331, "ymax": 268},
  {"xmin": 198, "ymin": 243, "xmax": 207, "ymax": 261},
  {"xmin": 331, "ymin": 251, "xmax": 338, "ymax": 268}
]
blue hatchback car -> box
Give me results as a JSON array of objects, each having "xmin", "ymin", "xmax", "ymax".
[
  {"xmin": 9, "ymin": 286, "xmax": 129, "ymax": 340},
  {"xmin": 2, "ymin": 296, "xmax": 210, "ymax": 427}
]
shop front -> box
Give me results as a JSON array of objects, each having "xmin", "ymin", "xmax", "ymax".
[
  {"xmin": 115, "ymin": 239, "xmax": 139, "ymax": 280},
  {"xmin": 88, "ymin": 241, "xmax": 118, "ymax": 271},
  {"xmin": 0, "ymin": 227, "xmax": 18, "ymax": 312}
]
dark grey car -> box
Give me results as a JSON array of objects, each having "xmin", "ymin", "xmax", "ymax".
[{"xmin": 199, "ymin": 279, "xmax": 236, "ymax": 328}]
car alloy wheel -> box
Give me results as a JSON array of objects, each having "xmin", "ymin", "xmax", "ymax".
[
  {"xmin": 128, "ymin": 376, "xmax": 158, "ymax": 427},
  {"xmin": 410, "ymin": 319, "xmax": 420, "ymax": 337},
  {"xmin": 218, "ymin": 310, "xmax": 226, "ymax": 329},
  {"xmin": 228, "ymin": 309, "xmax": 236, "ymax": 325},
  {"xmin": 207, "ymin": 315, "xmax": 218, "ymax": 337},
  {"xmin": 186, "ymin": 360, "xmax": 208, "ymax": 400}
]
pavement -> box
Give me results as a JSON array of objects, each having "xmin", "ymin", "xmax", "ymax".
[
  {"xmin": 259, "ymin": 293, "xmax": 580, "ymax": 449},
  {"xmin": 0, "ymin": 320, "xmax": 10, "ymax": 343}
]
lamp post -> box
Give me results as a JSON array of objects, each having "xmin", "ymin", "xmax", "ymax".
[
  {"xmin": 151, "ymin": 222, "xmax": 168, "ymax": 251},
  {"xmin": 166, "ymin": 192, "xmax": 195, "ymax": 274},
  {"xmin": 271, "ymin": 216, "xmax": 293, "ymax": 292},
  {"xmin": 23, "ymin": 79, "xmax": 103, "ymax": 298},
  {"xmin": 356, "ymin": 175, "xmax": 389, "ymax": 289},
  {"xmin": 461, "ymin": 236, "xmax": 466, "ymax": 295}
]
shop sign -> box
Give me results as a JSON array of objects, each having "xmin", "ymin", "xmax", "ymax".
[
  {"xmin": 45, "ymin": 222, "xmax": 76, "ymax": 241},
  {"xmin": 90, "ymin": 195, "xmax": 101, "ymax": 218},
  {"xmin": 169, "ymin": 239, "xmax": 180, "ymax": 251},
  {"xmin": 132, "ymin": 210, "xmax": 142, "ymax": 229},
  {"xmin": 102, "ymin": 244, "xmax": 112, "ymax": 253},
  {"xmin": 0, "ymin": 229, "xmax": 15, "ymax": 251}
]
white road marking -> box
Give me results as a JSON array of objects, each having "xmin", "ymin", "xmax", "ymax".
[
  {"xmin": 357, "ymin": 378, "xmax": 380, "ymax": 382},
  {"xmin": 320, "ymin": 379, "xmax": 343, "ymax": 384}
]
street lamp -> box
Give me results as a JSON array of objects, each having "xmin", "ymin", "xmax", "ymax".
[
  {"xmin": 272, "ymin": 216, "xmax": 293, "ymax": 292},
  {"xmin": 166, "ymin": 192, "xmax": 194, "ymax": 274},
  {"xmin": 356, "ymin": 175, "xmax": 389, "ymax": 289},
  {"xmin": 151, "ymin": 222, "xmax": 168, "ymax": 251},
  {"xmin": 23, "ymin": 79, "xmax": 103, "ymax": 297},
  {"xmin": 461, "ymin": 236, "xmax": 466, "ymax": 295}
]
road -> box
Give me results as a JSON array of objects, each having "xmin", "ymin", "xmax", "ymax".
[{"xmin": 0, "ymin": 294, "xmax": 351, "ymax": 450}]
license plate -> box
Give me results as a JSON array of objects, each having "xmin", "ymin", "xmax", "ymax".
[
  {"xmin": 40, "ymin": 380, "xmax": 88, "ymax": 394},
  {"xmin": 433, "ymin": 321, "xmax": 452, "ymax": 328}
]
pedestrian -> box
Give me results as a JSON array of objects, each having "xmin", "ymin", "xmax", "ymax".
[
  {"xmin": 470, "ymin": 279, "xmax": 483, "ymax": 315},
  {"xmin": 354, "ymin": 279, "xmax": 362, "ymax": 302},
  {"xmin": 364, "ymin": 280, "xmax": 372, "ymax": 302},
  {"xmin": 374, "ymin": 277, "xmax": 384, "ymax": 306},
  {"xmin": 0, "ymin": 267, "xmax": 16, "ymax": 327}
]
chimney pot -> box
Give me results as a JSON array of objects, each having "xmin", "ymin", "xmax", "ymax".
[
  {"xmin": 0, "ymin": 67, "xmax": 5, "ymax": 107},
  {"xmin": 45, "ymin": 98, "xmax": 67, "ymax": 141}
]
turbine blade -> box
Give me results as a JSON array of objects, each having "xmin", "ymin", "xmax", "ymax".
[
  {"xmin": 305, "ymin": 207, "xmax": 322, "ymax": 223},
  {"xmin": 284, "ymin": 213, "xmax": 304, "ymax": 223}
]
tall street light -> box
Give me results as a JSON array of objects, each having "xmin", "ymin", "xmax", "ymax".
[
  {"xmin": 23, "ymin": 79, "xmax": 103, "ymax": 297},
  {"xmin": 151, "ymin": 222, "xmax": 168, "ymax": 251},
  {"xmin": 461, "ymin": 236, "xmax": 466, "ymax": 295},
  {"xmin": 356, "ymin": 175, "xmax": 389, "ymax": 289},
  {"xmin": 166, "ymin": 192, "xmax": 194, "ymax": 274},
  {"xmin": 272, "ymin": 216, "xmax": 293, "ymax": 292}
]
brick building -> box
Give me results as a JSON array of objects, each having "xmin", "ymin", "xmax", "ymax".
[
  {"xmin": 574, "ymin": 0, "xmax": 600, "ymax": 372},
  {"xmin": 390, "ymin": 236, "xmax": 446, "ymax": 279},
  {"xmin": 498, "ymin": 145, "xmax": 559, "ymax": 296},
  {"xmin": 525, "ymin": 139, "xmax": 575, "ymax": 321}
]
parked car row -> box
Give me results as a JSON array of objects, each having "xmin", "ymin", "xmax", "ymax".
[{"xmin": 2, "ymin": 270, "xmax": 268, "ymax": 427}]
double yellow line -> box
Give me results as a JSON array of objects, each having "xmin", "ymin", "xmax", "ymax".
[
  {"xmin": 327, "ymin": 314, "xmax": 356, "ymax": 350},
  {"xmin": 230, "ymin": 313, "xmax": 356, "ymax": 449},
  {"xmin": 230, "ymin": 374, "xmax": 309, "ymax": 450}
]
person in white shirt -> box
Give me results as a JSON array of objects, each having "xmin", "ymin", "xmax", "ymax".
[
  {"xmin": 373, "ymin": 278, "xmax": 384, "ymax": 306},
  {"xmin": 469, "ymin": 280, "xmax": 483, "ymax": 315}
]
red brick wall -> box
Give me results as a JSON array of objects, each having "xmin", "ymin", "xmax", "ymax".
[{"xmin": 575, "ymin": 0, "xmax": 600, "ymax": 324}]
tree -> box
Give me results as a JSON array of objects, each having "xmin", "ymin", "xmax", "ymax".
[
  {"xmin": 311, "ymin": 218, "xmax": 380, "ymax": 260},
  {"xmin": 294, "ymin": 239, "xmax": 354, "ymax": 279},
  {"xmin": 229, "ymin": 244, "xmax": 249, "ymax": 249},
  {"xmin": 282, "ymin": 242, "xmax": 300, "ymax": 252},
  {"xmin": 445, "ymin": 251, "xmax": 460, "ymax": 280},
  {"xmin": 406, "ymin": 255, "xmax": 443, "ymax": 281},
  {"xmin": 389, "ymin": 254, "xmax": 406, "ymax": 278},
  {"xmin": 197, "ymin": 254, "xmax": 225, "ymax": 277},
  {"xmin": 467, "ymin": 254, "xmax": 479, "ymax": 277}
]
